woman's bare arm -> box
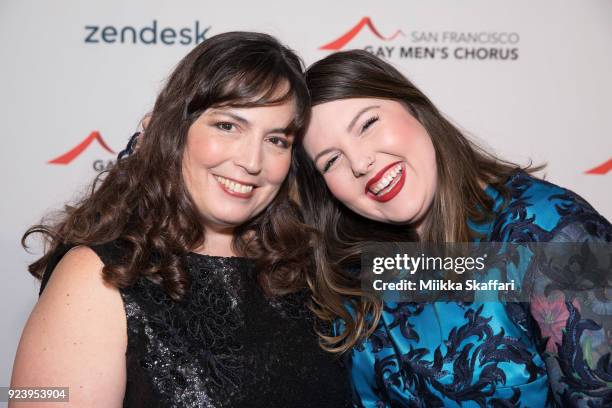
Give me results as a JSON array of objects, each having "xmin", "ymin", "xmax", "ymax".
[{"xmin": 10, "ymin": 246, "xmax": 128, "ymax": 407}]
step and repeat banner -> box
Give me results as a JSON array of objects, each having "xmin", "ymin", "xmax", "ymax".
[{"xmin": 1, "ymin": 0, "xmax": 610, "ymax": 385}]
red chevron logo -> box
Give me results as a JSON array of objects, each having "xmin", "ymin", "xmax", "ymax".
[
  {"xmin": 320, "ymin": 17, "xmax": 405, "ymax": 50},
  {"xmin": 585, "ymin": 158, "xmax": 612, "ymax": 175},
  {"xmin": 48, "ymin": 131, "xmax": 115, "ymax": 165}
]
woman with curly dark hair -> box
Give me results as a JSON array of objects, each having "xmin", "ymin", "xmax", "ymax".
[{"xmin": 10, "ymin": 32, "xmax": 351, "ymax": 407}]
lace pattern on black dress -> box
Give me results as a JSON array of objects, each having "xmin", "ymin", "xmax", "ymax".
[{"xmin": 40, "ymin": 243, "xmax": 351, "ymax": 408}]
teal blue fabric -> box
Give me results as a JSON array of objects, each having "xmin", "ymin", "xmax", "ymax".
[{"xmin": 342, "ymin": 172, "xmax": 611, "ymax": 407}]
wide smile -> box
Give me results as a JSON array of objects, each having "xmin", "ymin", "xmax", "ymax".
[
  {"xmin": 365, "ymin": 161, "xmax": 406, "ymax": 203},
  {"xmin": 213, "ymin": 174, "xmax": 256, "ymax": 199}
]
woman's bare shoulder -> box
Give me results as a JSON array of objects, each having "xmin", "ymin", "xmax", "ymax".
[{"xmin": 10, "ymin": 246, "xmax": 127, "ymax": 407}]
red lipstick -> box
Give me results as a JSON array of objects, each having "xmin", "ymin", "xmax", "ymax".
[{"xmin": 365, "ymin": 161, "xmax": 406, "ymax": 203}]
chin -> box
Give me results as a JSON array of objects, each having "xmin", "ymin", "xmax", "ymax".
[
  {"xmin": 380, "ymin": 202, "xmax": 423, "ymax": 225},
  {"xmin": 208, "ymin": 210, "xmax": 255, "ymax": 228},
  {"xmin": 382, "ymin": 213, "xmax": 416, "ymax": 225},
  {"xmin": 224, "ymin": 215, "xmax": 254, "ymax": 226}
]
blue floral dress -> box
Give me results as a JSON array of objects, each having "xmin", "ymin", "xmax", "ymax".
[{"xmin": 342, "ymin": 172, "xmax": 611, "ymax": 407}]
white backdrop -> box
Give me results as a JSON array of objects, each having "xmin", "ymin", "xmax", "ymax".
[{"xmin": 1, "ymin": 0, "xmax": 610, "ymax": 391}]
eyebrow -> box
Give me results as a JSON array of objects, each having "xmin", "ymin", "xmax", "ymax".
[
  {"xmin": 209, "ymin": 109, "xmax": 293, "ymax": 136},
  {"xmin": 347, "ymin": 105, "xmax": 380, "ymax": 133}
]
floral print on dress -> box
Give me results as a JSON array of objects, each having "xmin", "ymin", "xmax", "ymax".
[
  {"xmin": 530, "ymin": 291, "xmax": 580, "ymax": 352},
  {"xmin": 342, "ymin": 172, "xmax": 611, "ymax": 407}
]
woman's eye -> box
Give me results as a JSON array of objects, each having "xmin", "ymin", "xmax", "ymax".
[
  {"xmin": 267, "ymin": 136, "xmax": 291, "ymax": 149},
  {"xmin": 323, "ymin": 155, "xmax": 340, "ymax": 173},
  {"xmin": 215, "ymin": 122, "xmax": 235, "ymax": 131},
  {"xmin": 361, "ymin": 115, "xmax": 379, "ymax": 133}
]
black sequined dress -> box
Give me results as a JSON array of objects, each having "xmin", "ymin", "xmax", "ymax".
[{"xmin": 40, "ymin": 242, "xmax": 351, "ymax": 407}]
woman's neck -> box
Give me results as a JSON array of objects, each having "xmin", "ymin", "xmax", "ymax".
[
  {"xmin": 414, "ymin": 216, "xmax": 428, "ymax": 240},
  {"xmin": 415, "ymin": 179, "xmax": 490, "ymax": 240},
  {"xmin": 192, "ymin": 224, "xmax": 236, "ymax": 257}
]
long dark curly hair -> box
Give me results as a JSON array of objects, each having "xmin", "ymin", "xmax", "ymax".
[{"xmin": 23, "ymin": 31, "xmax": 314, "ymax": 300}]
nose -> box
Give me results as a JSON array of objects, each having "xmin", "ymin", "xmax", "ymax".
[
  {"xmin": 350, "ymin": 153, "xmax": 375, "ymax": 178},
  {"xmin": 234, "ymin": 137, "xmax": 263, "ymax": 175}
]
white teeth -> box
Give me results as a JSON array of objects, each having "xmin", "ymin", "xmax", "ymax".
[
  {"xmin": 370, "ymin": 163, "xmax": 403, "ymax": 195},
  {"xmin": 214, "ymin": 176, "xmax": 254, "ymax": 194}
]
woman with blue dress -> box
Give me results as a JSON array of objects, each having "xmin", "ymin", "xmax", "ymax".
[{"xmin": 295, "ymin": 50, "xmax": 611, "ymax": 407}]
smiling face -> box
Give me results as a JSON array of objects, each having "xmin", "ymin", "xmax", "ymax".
[
  {"xmin": 182, "ymin": 100, "xmax": 296, "ymax": 230},
  {"xmin": 303, "ymin": 98, "xmax": 437, "ymax": 226}
]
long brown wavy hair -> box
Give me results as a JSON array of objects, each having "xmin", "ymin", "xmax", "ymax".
[
  {"xmin": 23, "ymin": 31, "xmax": 314, "ymax": 300},
  {"xmin": 295, "ymin": 50, "xmax": 543, "ymax": 353}
]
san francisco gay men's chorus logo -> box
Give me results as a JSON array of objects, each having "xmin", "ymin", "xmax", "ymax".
[
  {"xmin": 48, "ymin": 131, "xmax": 116, "ymax": 171},
  {"xmin": 319, "ymin": 17, "xmax": 520, "ymax": 61},
  {"xmin": 585, "ymin": 159, "xmax": 612, "ymax": 175}
]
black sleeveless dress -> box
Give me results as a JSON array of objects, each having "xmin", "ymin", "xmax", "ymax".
[{"xmin": 40, "ymin": 242, "xmax": 351, "ymax": 407}]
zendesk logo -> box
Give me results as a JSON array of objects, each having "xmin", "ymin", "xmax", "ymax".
[{"xmin": 84, "ymin": 20, "xmax": 210, "ymax": 45}]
